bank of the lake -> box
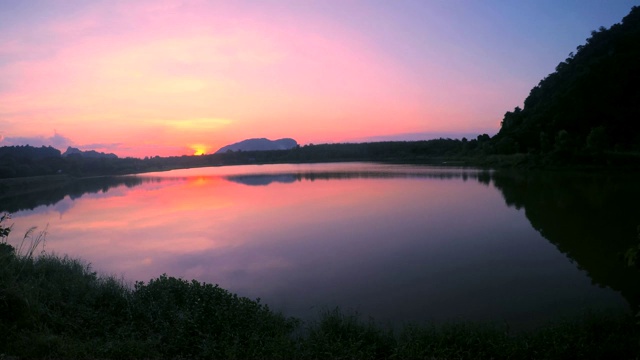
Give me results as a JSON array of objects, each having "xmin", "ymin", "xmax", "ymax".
[{"xmin": 1, "ymin": 238, "xmax": 638, "ymax": 360}]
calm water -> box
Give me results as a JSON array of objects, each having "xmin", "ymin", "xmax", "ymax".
[{"xmin": 5, "ymin": 163, "xmax": 639, "ymax": 329}]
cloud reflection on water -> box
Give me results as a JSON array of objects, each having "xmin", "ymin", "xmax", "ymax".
[{"xmin": 5, "ymin": 163, "xmax": 627, "ymax": 329}]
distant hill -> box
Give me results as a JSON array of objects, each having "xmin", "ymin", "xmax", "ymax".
[
  {"xmin": 492, "ymin": 6, "xmax": 640, "ymax": 157},
  {"xmin": 215, "ymin": 138, "xmax": 298, "ymax": 154},
  {"xmin": 62, "ymin": 147, "xmax": 118, "ymax": 159}
]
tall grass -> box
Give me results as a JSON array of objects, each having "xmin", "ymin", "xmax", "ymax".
[{"xmin": 1, "ymin": 217, "xmax": 638, "ymax": 359}]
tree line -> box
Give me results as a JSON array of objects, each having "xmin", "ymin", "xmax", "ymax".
[{"xmin": 0, "ymin": 136, "xmax": 495, "ymax": 179}]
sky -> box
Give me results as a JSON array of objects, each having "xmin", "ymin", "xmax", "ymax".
[{"xmin": 1, "ymin": 0, "xmax": 638, "ymax": 158}]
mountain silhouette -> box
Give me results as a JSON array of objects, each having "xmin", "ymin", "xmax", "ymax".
[
  {"xmin": 215, "ymin": 138, "xmax": 298, "ymax": 154},
  {"xmin": 62, "ymin": 147, "xmax": 118, "ymax": 159}
]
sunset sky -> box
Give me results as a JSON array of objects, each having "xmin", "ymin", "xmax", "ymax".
[{"xmin": 1, "ymin": 1, "xmax": 638, "ymax": 157}]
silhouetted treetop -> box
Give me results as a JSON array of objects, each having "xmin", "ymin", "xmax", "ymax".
[
  {"xmin": 494, "ymin": 6, "xmax": 640, "ymax": 157},
  {"xmin": 0, "ymin": 145, "xmax": 61, "ymax": 160}
]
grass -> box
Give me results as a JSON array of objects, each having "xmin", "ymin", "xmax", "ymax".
[{"xmin": 1, "ymin": 222, "xmax": 639, "ymax": 359}]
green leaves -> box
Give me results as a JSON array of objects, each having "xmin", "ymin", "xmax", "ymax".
[
  {"xmin": 129, "ymin": 274, "xmax": 297, "ymax": 358},
  {"xmin": 0, "ymin": 213, "xmax": 12, "ymax": 240},
  {"xmin": 623, "ymin": 225, "xmax": 640, "ymax": 268}
]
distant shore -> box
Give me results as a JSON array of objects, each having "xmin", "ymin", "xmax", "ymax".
[{"xmin": 3, "ymin": 152, "xmax": 640, "ymax": 200}]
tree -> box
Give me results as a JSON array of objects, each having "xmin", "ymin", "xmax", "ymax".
[{"xmin": 586, "ymin": 126, "xmax": 608, "ymax": 154}]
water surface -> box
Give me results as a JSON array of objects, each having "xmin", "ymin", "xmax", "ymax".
[{"xmin": 5, "ymin": 163, "xmax": 637, "ymax": 329}]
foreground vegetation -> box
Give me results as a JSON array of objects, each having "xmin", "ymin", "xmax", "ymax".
[{"xmin": 1, "ymin": 222, "xmax": 638, "ymax": 359}]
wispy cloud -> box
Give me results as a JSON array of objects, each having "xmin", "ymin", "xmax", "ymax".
[
  {"xmin": 165, "ymin": 118, "xmax": 233, "ymax": 131},
  {"xmin": 0, "ymin": 132, "xmax": 74, "ymax": 149},
  {"xmin": 354, "ymin": 131, "xmax": 494, "ymax": 143}
]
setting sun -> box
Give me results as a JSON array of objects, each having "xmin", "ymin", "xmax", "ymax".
[{"xmin": 191, "ymin": 144, "xmax": 208, "ymax": 156}]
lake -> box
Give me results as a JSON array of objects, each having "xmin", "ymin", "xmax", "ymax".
[{"xmin": 4, "ymin": 162, "xmax": 639, "ymax": 329}]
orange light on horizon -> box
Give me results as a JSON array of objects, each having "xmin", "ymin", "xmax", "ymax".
[{"xmin": 191, "ymin": 144, "xmax": 208, "ymax": 156}]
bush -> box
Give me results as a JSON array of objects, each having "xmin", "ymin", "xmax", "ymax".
[
  {"xmin": 300, "ymin": 308, "xmax": 395, "ymax": 359},
  {"xmin": 130, "ymin": 274, "xmax": 298, "ymax": 358}
]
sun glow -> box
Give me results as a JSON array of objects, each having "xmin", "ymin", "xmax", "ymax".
[{"xmin": 191, "ymin": 144, "xmax": 208, "ymax": 156}]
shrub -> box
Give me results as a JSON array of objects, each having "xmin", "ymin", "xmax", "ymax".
[
  {"xmin": 299, "ymin": 308, "xmax": 395, "ymax": 359},
  {"xmin": 130, "ymin": 274, "xmax": 298, "ymax": 358}
]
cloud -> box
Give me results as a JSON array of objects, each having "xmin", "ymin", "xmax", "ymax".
[
  {"xmin": 0, "ymin": 132, "xmax": 139, "ymax": 156},
  {"xmin": 0, "ymin": 132, "xmax": 74, "ymax": 150},
  {"xmin": 166, "ymin": 118, "xmax": 233, "ymax": 131},
  {"xmin": 91, "ymin": 143, "xmax": 193, "ymax": 158},
  {"xmin": 78, "ymin": 142, "xmax": 123, "ymax": 151},
  {"xmin": 353, "ymin": 131, "xmax": 495, "ymax": 143}
]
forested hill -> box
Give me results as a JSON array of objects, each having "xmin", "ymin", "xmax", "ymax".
[{"xmin": 492, "ymin": 6, "xmax": 640, "ymax": 158}]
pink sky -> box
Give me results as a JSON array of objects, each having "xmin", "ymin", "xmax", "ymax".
[{"xmin": 1, "ymin": 1, "xmax": 637, "ymax": 157}]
